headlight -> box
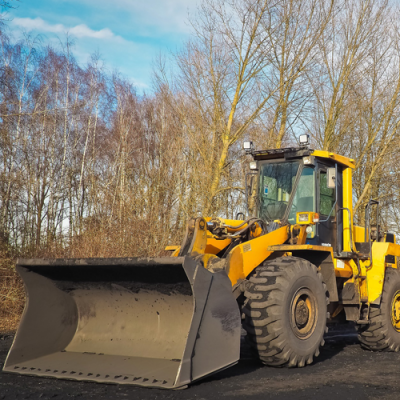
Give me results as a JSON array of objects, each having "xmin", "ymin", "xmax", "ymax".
[
  {"xmin": 249, "ymin": 161, "xmax": 257, "ymax": 170},
  {"xmin": 296, "ymin": 212, "xmax": 316, "ymax": 225},
  {"xmin": 298, "ymin": 213, "xmax": 309, "ymax": 222}
]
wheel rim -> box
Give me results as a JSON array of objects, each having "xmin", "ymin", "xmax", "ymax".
[
  {"xmin": 290, "ymin": 288, "xmax": 318, "ymax": 339},
  {"xmin": 391, "ymin": 290, "xmax": 400, "ymax": 332}
]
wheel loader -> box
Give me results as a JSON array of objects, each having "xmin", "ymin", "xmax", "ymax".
[{"xmin": 4, "ymin": 137, "xmax": 400, "ymax": 389}]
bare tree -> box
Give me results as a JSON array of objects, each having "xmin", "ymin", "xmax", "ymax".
[{"xmin": 262, "ymin": 0, "xmax": 334, "ymax": 147}]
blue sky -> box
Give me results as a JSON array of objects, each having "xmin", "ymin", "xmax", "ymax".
[{"xmin": 4, "ymin": 0, "xmax": 199, "ymax": 91}]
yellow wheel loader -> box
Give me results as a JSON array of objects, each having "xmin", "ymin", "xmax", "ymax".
[{"xmin": 4, "ymin": 139, "xmax": 400, "ymax": 388}]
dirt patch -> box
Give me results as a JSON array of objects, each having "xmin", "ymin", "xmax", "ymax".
[
  {"xmin": 224, "ymin": 350, "xmax": 400, "ymax": 397},
  {"xmin": 0, "ymin": 335, "xmax": 13, "ymax": 355},
  {"xmin": 1, "ymin": 329, "xmax": 400, "ymax": 400}
]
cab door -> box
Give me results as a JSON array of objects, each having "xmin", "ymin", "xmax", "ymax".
[{"xmin": 316, "ymin": 164, "xmax": 337, "ymax": 248}]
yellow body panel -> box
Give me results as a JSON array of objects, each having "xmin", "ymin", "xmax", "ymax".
[
  {"xmin": 333, "ymin": 260, "xmax": 353, "ymax": 278},
  {"xmin": 312, "ymin": 150, "xmax": 355, "ymax": 169},
  {"xmin": 368, "ymin": 242, "xmax": 391, "ymax": 303},
  {"xmin": 364, "ymin": 242, "xmax": 400, "ymax": 303},
  {"xmin": 342, "ymin": 168, "xmax": 354, "ymax": 252},
  {"xmin": 267, "ymin": 244, "xmax": 331, "ymax": 252},
  {"xmin": 353, "ymin": 226, "xmax": 367, "ymax": 243},
  {"xmin": 225, "ymin": 226, "xmax": 289, "ymax": 287},
  {"xmin": 205, "ymin": 238, "xmax": 232, "ymax": 254},
  {"xmin": 386, "ymin": 242, "xmax": 400, "ymax": 258}
]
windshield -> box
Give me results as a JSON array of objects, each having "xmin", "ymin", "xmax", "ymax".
[
  {"xmin": 288, "ymin": 167, "xmax": 316, "ymax": 222},
  {"xmin": 259, "ymin": 161, "xmax": 300, "ymax": 220}
]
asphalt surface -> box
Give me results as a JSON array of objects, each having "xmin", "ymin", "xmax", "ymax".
[{"xmin": 1, "ymin": 325, "xmax": 400, "ymax": 400}]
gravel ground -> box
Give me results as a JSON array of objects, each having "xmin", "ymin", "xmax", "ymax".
[{"xmin": 1, "ymin": 325, "xmax": 400, "ymax": 400}]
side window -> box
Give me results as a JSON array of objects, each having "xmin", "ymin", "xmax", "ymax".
[{"xmin": 320, "ymin": 171, "xmax": 335, "ymax": 216}]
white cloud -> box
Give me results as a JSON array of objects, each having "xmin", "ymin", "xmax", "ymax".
[
  {"xmin": 70, "ymin": 24, "xmax": 114, "ymax": 39},
  {"xmin": 77, "ymin": 0, "xmax": 199, "ymax": 35},
  {"xmin": 7, "ymin": 3, "xmax": 196, "ymax": 93},
  {"xmin": 9, "ymin": 16, "xmax": 150, "ymax": 90},
  {"xmin": 12, "ymin": 17, "xmax": 117, "ymax": 40}
]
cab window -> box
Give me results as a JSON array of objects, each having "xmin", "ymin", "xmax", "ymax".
[
  {"xmin": 259, "ymin": 161, "xmax": 300, "ymax": 221},
  {"xmin": 292, "ymin": 167, "xmax": 315, "ymax": 211},
  {"xmin": 319, "ymin": 171, "xmax": 335, "ymax": 216},
  {"xmin": 288, "ymin": 167, "xmax": 315, "ymax": 222}
]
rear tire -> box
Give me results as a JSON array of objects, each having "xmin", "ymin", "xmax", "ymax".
[
  {"xmin": 358, "ymin": 268, "xmax": 400, "ymax": 351},
  {"xmin": 242, "ymin": 256, "xmax": 328, "ymax": 367}
]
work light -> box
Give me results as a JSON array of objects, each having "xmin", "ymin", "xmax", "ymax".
[{"xmin": 299, "ymin": 134, "xmax": 310, "ymax": 145}]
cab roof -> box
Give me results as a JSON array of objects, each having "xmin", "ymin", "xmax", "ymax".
[{"xmin": 252, "ymin": 147, "xmax": 355, "ymax": 169}]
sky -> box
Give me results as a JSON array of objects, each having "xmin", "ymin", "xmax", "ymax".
[{"xmin": 3, "ymin": 0, "xmax": 199, "ymax": 91}]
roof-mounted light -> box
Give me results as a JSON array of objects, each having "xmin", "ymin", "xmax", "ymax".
[
  {"xmin": 243, "ymin": 141, "xmax": 254, "ymax": 154},
  {"xmin": 249, "ymin": 161, "xmax": 257, "ymax": 170},
  {"xmin": 299, "ymin": 134, "xmax": 310, "ymax": 145}
]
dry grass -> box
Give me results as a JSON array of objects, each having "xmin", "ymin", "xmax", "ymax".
[
  {"xmin": 0, "ymin": 251, "xmax": 25, "ymax": 334},
  {"xmin": 65, "ymin": 221, "xmax": 181, "ymax": 259},
  {"xmin": 0, "ymin": 223, "xmax": 182, "ymax": 334}
]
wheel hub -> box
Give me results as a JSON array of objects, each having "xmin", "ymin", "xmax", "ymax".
[
  {"xmin": 391, "ymin": 290, "xmax": 400, "ymax": 332},
  {"xmin": 295, "ymin": 299, "xmax": 310, "ymax": 326},
  {"xmin": 290, "ymin": 288, "xmax": 317, "ymax": 339}
]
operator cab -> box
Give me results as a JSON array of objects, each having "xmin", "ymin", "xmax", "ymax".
[{"xmin": 245, "ymin": 141, "xmax": 354, "ymax": 252}]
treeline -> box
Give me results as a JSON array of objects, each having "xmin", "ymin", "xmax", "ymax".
[
  {"xmin": 0, "ymin": 37, "xmax": 190, "ymax": 258},
  {"xmin": 2, "ymin": 0, "xmax": 400, "ymax": 263}
]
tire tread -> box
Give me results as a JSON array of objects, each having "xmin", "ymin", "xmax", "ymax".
[
  {"xmin": 358, "ymin": 268, "xmax": 400, "ymax": 352},
  {"xmin": 243, "ymin": 256, "xmax": 328, "ymax": 367}
]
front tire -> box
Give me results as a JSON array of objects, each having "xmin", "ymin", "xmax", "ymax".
[
  {"xmin": 243, "ymin": 256, "xmax": 328, "ymax": 367},
  {"xmin": 359, "ymin": 268, "xmax": 400, "ymax": 351}
]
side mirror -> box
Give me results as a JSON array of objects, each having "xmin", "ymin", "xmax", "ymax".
[{"xmin": 327, "ymin": 168, "xmax": 336, "ymax": 189}]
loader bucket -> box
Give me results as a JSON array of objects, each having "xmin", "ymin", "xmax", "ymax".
[{"xmin": 3, "ymin": 256, "xmax": 240, "ymax": 389}]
